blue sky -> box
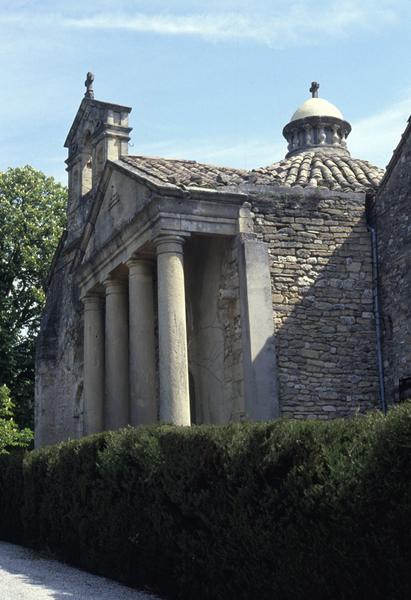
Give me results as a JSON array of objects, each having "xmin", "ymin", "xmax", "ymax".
[{"xmin": 0, "ymin": 0, "xmax": 410, "ymax": 183}]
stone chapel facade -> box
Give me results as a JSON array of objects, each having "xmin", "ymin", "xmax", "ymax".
[{"xmin": 36, "ymin": 76, "xmax": 404, "ymax": 447}]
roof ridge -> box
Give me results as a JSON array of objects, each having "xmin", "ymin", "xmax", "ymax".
[
  {"xmin": 125, "ymin": 154, "xmax": 248, "ymax": 173},
  {"xmin": 126, "ymin": 155, "xmax": 198, "ymax": 165},
  {"xmin": 378, "ymin": 116, "xmax": 411, "ymax": 188}
]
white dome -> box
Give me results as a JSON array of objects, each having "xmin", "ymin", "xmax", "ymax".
[{"xmin": 290, "ymin": 97, "xmax": 344, "ymax": 122}]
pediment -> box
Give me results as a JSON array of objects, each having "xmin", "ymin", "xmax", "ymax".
[
  {"xmin": 65, "ymin": 99, "xmax": 101, "ymax": 151},
  {"xmin": 81, "ymin": 165, "xmax": 151, "ymax": 263}
]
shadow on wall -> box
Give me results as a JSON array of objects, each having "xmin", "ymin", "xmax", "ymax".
[
  {"xmin": 182, "ymin": 216, "xmax": 380, "ymax": 424},
  {"xmin": 254, "ymin": 197, "xmax": 380, "ymax": 420},
  {"xmin": 185, "ymin": 235, "xmax": 245, "ymax": 425}
]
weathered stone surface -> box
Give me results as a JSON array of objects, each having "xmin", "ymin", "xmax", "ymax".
[
  {"xmin": 373, "ymin": 118, "xmax": 411, "ymax": 404},
  {"xmin": 252, "ymin": 187, "xmax": 379, "ymax": 419},
  {"xmin": 35, "ymin": 245, "xmax": 84, "ymax": 447},
  {"xmin": 155, "ymin": 236, "xmax": 190, "ymax": 425},
  {"xmin": 185, "ymin": 236, "xmax": 245, "ymax": 423},
  {"xmin": 238, "ymin": 235, "xmax": 279, "ymax": 421}
]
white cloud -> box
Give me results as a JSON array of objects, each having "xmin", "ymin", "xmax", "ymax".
[
  {"xmin": 0, "ymin": 0, "xmax": 402, "ymax": 48},
  {"xmin": 62, "ymin": 2, "xmax": 397, "ymax": 47},
  {"xmin": 349, "ymin": 93, "xmax": 411, "ymax": 167}
]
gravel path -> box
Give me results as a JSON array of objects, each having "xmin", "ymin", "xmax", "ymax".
[{"xmin": 0, "ymin": 541, "xmax": 161, "ymax": 600}]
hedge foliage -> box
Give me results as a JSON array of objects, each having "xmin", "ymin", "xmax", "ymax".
[{"xmin": 0, "ymin": 404, "xmax": 410, "ymax": 600}]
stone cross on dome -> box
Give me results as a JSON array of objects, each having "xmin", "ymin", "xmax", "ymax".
[
  {"xmin": 84, "ymin": 72, "xmax": 95, "ymax": 99},
  {"xmin": 310, "ymin": 81, "xmax": 320, "ymax": 98}
]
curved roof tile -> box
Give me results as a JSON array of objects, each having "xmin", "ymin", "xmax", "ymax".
[
  {"xmin": 119, "ymin": 151, "xmax": 384, "ymax": 194},
  {"xmin": 254, "ymin": 152, "xmax": 384, "ymax": 191}
]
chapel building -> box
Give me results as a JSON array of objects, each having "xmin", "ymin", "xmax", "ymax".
[{"xmin": 36, "ymin": 75, "xmax": 401, "ymax": 447}]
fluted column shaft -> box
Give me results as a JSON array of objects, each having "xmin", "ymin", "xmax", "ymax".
[
  {"xmin": 83, "ymin": 293, "xmax": 105, "ymax": 435},
  {"xmin": 127, "ymin": 258, "xmax": 157, "ymax": 425},
  {"xmin": 104, "ymin": 277, "xmax": 129, "ymax": 429},
  {"xmin": 155, "ymin": 235, "xmax": 190, "ymax": 425}
]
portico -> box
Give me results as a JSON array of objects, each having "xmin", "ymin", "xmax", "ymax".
[
  {"xmin": 35, "ymin": 77, "xmax": 279, "ymax": 446},
  {"xmin": 82, "ymin": 231, "xmax": 192, "ymax": 431},
  {"xmin": 79, "ymin": 192, "xmax": 278, "ymax": 432}
]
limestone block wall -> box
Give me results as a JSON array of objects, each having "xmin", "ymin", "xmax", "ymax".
[
  {"xmin": 251, "ymin": 187, "xmax": 379, "ymax": 419},
  {"xmin": 374, "ymin": 131, "xmax": 411, "ymax": 403},
  {"xmin": 35, "ymin": 247, "xmax": 84, "ymax": 446},
  {"xmin": 218, "ymin": 237, "xmax": 245, "ymax": 420}
]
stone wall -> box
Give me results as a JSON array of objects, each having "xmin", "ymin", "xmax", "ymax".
[
  {"xmin": 35, "ymin": 181, "xmax": 94, "ymax": 446},
  {"xmin": 374, "ymin": 129, "xmax": 411, "ymax": 404},
  {"xmin": 35, "ymin": 245, "xmax": 84, "ymax": 446},
  {"xmin": 251, "ymin": 186, "xmax": 379, "ymax": 419},
  {"xmin": 219, "ymin": 237, "xmax": 245, "ymax": 420},
  {"xmin": 185, "ymin": 236, "xmax": 244, "ymax": 423}
]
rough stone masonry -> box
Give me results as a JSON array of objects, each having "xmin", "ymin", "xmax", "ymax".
[{"xmin": 37, "ymin": 78, "xmax": 410, "ymax": 447}]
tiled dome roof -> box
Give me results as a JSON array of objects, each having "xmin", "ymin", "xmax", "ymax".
[{"xmin": 252, "ymin": 151, "xmax": 384, "ymax": 192}]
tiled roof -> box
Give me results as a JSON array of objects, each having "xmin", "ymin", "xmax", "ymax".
[
  {"xmin": 253, "ymin": 151, "xmax": 384, "ymax": 192},
  {"xmin": 118, "ymin": 151, "xmax": 384, "ymax": 194},
  {"xmin": 119, "ymin": 155, "xmax": 247, "ymax": 189}
]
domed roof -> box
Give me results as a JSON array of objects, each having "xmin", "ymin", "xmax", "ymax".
[
  {"xmin": 252, "ymin": 152, "xmax": 383, "ymax": 192},
  {"xmin": 283, "ymin": 82, "xmax": 351, "ymax": 158},
  {"xmin": 290, "ymin": 97, "xmax": 344, "ymax": 122}
]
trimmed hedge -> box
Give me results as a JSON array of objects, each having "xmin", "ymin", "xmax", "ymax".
[
  {"xmin": 0, "ymin": 449, "xmax": 24, "ymax": 543},
  {"xmin": 0, "ymin": 405, "xmax": 410, "ymax": 599}
]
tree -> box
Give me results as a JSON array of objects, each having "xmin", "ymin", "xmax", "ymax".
[
  {"xmin": 0, "ymin": 166, "xmax": 67, "ymax": 428},
  {"xmin": 0, "ymin": 385, "xmax": 33, "ymax": 454}
]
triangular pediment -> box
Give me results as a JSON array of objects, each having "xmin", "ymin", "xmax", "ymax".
[{"xmin": 78, "ymin": 162, "xmax": 152, "ymax": 265}]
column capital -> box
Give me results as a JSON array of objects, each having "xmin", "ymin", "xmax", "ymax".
[
  {"xmin": 82, "ymin": 292, "xmax": 104, "ymax": 310},
  {"xmin": 103, "ymin": 276, "xmax": 128, "ymax": 295},
  {"xmin": 126, "ymin": 256, "xmax": 155, "ymax": 277},
  {"xmin": 154, "ymin": 234, "xmax": 186, "ymax": 256}
]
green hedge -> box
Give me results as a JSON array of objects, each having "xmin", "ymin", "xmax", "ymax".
[
  {"xmin": 0, "ymin": 405, "xmax": 410, "ymax": 599},
  {"xmin": 0, "ymin": 449, "xmax": 25, "ymax": 543}
]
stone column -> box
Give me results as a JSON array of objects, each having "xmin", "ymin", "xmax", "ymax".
[
  {"xmin": 155, "ymin": 235, "xmax": 190, "ymax": 425},
  {"xmin": 127, "ymin": 258, "xmax": 157, "ymax": 425},
  {"xmin": 82, "ymin": 293, "xmax": 105, "ymax": 435},
  {"xmin": 104, "ymin": 276, "xmax": 129, "ymax": 429}
]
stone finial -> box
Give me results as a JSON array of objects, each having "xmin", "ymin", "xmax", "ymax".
[
  {"xmin": 85, "ymin": 72, "xmax": 95, "ymax": 99},
  {"xmin": 310, "ymin": 81, "xmax": 320, "ymax": 98}
]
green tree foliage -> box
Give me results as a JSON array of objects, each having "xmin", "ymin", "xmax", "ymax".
[
  {"xmin": 0, "ymin": 385, "xmax": 33, "ymax": 454},
  {"xmin": 0, "ymin": 166, "xmax": 67, "ymax": 428}
]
